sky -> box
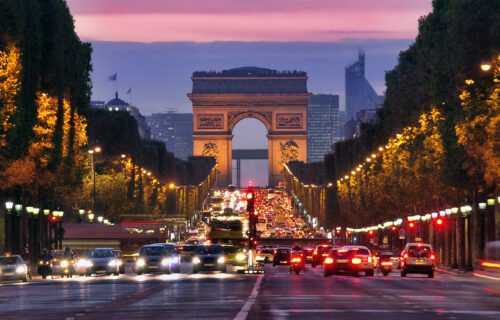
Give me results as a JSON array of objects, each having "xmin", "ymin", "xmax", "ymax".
[{"xmin": 65, "ymin": 0, "xmax": 433, "ymax": 186}]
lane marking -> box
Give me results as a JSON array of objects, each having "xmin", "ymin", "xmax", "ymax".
[
  {"xmin": 233, "ymin": 274, "xmax": 264, "ymax": 320},
  {"xmin": 473, "ymin": 272, "xmax": 500, "ymax": 281},
  {"xmin": 271, "ymin": 309, "xmax": 500, "ymax": 315}
]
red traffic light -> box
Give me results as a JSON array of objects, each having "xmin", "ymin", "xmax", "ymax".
[
  {"xmin": 391, "ymin": 226, "xmax": 397, "ymax": 231},
  {"xmin": 436, "ymin": 218, "xmax": 443, "ymax": 225},
  {"xmin": 368, "ymin": 230, "xmax": 374, "ymax": 235},
  {"xmin": 409, "ymin": 222, "xmax": 415, "ymax": 228},
  {"xmin": 246, "ymin": 193, "xmax": 253, "ymax": 200},
  {"xmin": 50, "ymin": 216, "xmax": 58, "ymax": 222}
]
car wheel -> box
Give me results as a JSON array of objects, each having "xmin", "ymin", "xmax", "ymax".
[
  {"xmin": 221, "ymin": 265, "xmax": 227, "ymax": 273},
  {"xmin": 428, "ymin": 271, "xmax": 434, "ymax": 278},
  {"xmin": 137, "ymin": 270, "xmax": 143, "ymax": 275},
  {"xmin": 114, "ymin": 271, "xmax": 119, "ymax": 276},
  {"xmin": 192, "ymin": 267, "xmax": 198, "ymax": 274},
  {"xmin": 401, "ymin": 270, "xmax": 406, "ymax": 277},
  {"xmin": 366, "ymin": 270, "xmax": 374, "ymax": 277},
  {"xmin": 382, "ymin": 271, "xmax": 389, "ymax": 276},
  {"xmin": 324, "ymin": 270, "xmax": 330, "ymax": 277}
]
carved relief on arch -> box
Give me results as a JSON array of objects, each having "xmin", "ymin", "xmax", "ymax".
[{"xmin": 227, "ymin": 110, "xmax": 272, "ymax": 131}]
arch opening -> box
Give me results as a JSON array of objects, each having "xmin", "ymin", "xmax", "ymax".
[{"xmin": 231, "ymin": 118, "xmax": 268, "ymax": 188}]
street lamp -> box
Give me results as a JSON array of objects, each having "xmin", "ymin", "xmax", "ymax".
[
  {"xmin": 5, "ymin": 201, "xmax": 13, "ymax": 211},
  {"xmin": 480, "ymin": 62, "xmax": 492, "ymax": 72},
  {"xmin": 97, "ymin": 216, "xmax": 104, "ymax": 223},
  {"xmin": 89, "ymin": 146, "xmax": 101, "ymax": 216},
  {"xmin": 88, "ymin": 213, "xmax": 95, "ymax": 222}
]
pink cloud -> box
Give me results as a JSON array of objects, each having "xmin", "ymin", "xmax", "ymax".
[{"xmin": 68, "ymin": 0, "xmax": 432, "ymax": 42}]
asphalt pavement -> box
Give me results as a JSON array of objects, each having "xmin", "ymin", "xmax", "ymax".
[{"xmin": 0, "ymin": 264, "xmax": 499, "ymax": 320}]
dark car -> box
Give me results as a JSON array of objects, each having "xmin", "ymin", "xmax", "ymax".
[
  {"xmin": 175, "ymin": 244, "xmax": 197, "ymax": 262},
  {"xmin": 87, "ymin": 248, "xmax": 120, "ymax": 276},
  {"xmin": 272, "ymin": 248, "xmax": 291, "ymax": 266},
  {"xmin": 192, "ymin": 244, "xmax": 227, "ymax": 273},
  {"xmin": 302, "ymin": 247, "xmax": 315, "ymax": 264},
  {"xmin": 153, "ymin": 243, "xmax": 181, "ymax": 273},
  {"xmin": 135, "ymin": 245, "xmax": 170, "ymax": 275},
  {"xmin": 312, "ymin": 245, "xmax": 333, "ymax": 267}
]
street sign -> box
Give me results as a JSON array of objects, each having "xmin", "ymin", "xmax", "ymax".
[
  {"xmin": 415, "ymin": 231, "xmax": 422, "ymax": 241},
  {"xmin": 399, "ymin": 228, "xmax": 405, "ymax": 240}
]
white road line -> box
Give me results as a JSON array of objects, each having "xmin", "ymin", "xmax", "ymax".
[
  {"xmin": 232, "ymin": 274, "xmax": 264, "ymax": 320},
  {"xmin": 270, "ymin": 309, "xmax": 500, "ymax": 315}
]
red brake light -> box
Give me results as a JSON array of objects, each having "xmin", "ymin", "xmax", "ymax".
[
  {"xmin": 430, "ymin": 254, "xmax": 435, "ymax": 261},
  {"xmin": 417, "ymin": 243, "xmax": 422, "ymax": 247},
  {"xmin": 322, "ymin": 245, "xmax": 328, "ymax": 247},
  {"xmin": 481, "ymin": 261, "xmax": 500, "ymax": 268},
  {"xmin": 381, "ymin": 261, "xmax": 393, "ymax": 266},
  {"xmin": 368, "ymin": 256, "xmax": 372, "ymax": 263},
  {"xmin": 351, "ymin": 257, "xmax": 362, "ymax": 264},
  {"xmin": 403, "ymin": 253, "xmax": 408, "ymax": 259},
  {"xmin": 338, "ymin": 249, "xmax": 348, "ymax": 253},
  {"xmin": 313, "ymin": 250, "xmax": 318, "ymax": 255},
  {"xmin": 274, "ymin": 250, "xmax": 277, "ymax": 255},
  {"xmin": 324, "ymin": 257, "xmax": 334, "ymax": 264}
]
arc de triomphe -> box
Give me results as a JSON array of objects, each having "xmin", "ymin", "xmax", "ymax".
[{"xmin": 188, "ymin": 67, "xmax": 311, "ymax": 187}]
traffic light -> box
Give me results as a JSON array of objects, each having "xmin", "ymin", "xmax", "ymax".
[
  {"xmin": 391, "ymin": 226, "xmax": 397, "ymax": 231},
  {"xmin": 246, "ymin": 191, "xmax": 255, "ymax": 214},
  {"xmin": 50, "ymin": 215, "xmax": 58, "ymax": 223},
  {"xmin": 409, "ymin": 222, "xmax": 415, "ymax": 229},
  {"xmin": 368, "ymin": 230, "xmax": 374, "ymax": 236}
]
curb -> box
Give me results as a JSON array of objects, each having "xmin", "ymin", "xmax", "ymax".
[{"xmin": 437, "ymin": 267, "xmax": 472, "ymax": 275}]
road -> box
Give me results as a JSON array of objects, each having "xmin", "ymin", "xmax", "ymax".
[{"xmin": 1, "ymin": 265, "xmax": 499, "ymax": 320}]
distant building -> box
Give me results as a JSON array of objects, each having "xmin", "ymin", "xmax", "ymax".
[
  {"xmin": 345, "ymin": 50, "xmax": 385, "ymax": 121},
  {"xmin": 91, "ymin": 94, "xmax": 151, "ymax": 140},
  {"xmin": 356, "ymin": 108, "xmax": 378, "ymax": 124},
  {"xmin": 344, "ymin": 119, "xmax": 360, "ymax": 140},
  {"xmin": 146, "ymin": 112, "xmax": 193, "ymax": 160},
  {"xmin": 307, "ymin": 94, "xmax": 339, "ymax": 163}
]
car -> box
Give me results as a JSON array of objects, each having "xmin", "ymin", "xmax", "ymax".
[
  {"xmin": 272, "ymin": 248, "xmax": 291, "ymax": 266},
  {"xmin": 324, "ymin": 246, "xmax": 374, "ymax": 277},
  {"xmin": 50, "ymin": 250, "xmax": 76, "ymax": 278},
  {"xmin": 400, "ymin": 243, "xmax": 435, "ymax": 278},
  {"xmin": 222, "ymin": 245, "xmax": 247, "ymax": 267},
  {"xmin": 135, "ymin": 245, "xmax": 170, "ymax": 275},
  {"xmin": 302, "ymin": 247, "xmax": 315, "ymax": 264},
  {"xmin": 114, "ymin": 250, "xmax": 125, "ymax": 274},
  {"xmin": 75, "ymin": 250, "xmax": 92, "ymax": 276},
  {"xmin": 256, "ymin": 246, "xmax": 274, "ymax": 263},
  {"xmin": 312, "ymin": 245, "xmax": 333, "ymax": 267},
  {"xmin": 175, "ymin": 244, "xmax": 197, "ymax": 263},
  {"xmin": 87, "ymin": 248, "xmax": 120, "ymax": 276},
  {"xmin": 0, "ymin": 254, "xmax": 28, "ymax": 282},
  {"xmin": 153, "ymin": 243, "xmax": 181, "ymax": 273},
  {"xmin": 192, "ymin": 244, "xmax": 227, "ymax": 273}
]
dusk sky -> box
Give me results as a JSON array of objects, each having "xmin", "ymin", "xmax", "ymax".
[{"xmin": 65, "ymin": 0, "xmax": 433, "ymax": 186}]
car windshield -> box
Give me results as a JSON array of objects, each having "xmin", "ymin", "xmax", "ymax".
[
  {"xmin": 91, "ymin": 250, "xmax": 114, "ymax": 258},
  {"xmin": 141, "ymin": 247, "xmax": 164, "ymax": 256},
  {"xmin": 195, "ymin": 246, "xmax": 223, "ymax": 254},
  {"xmin": 223, "ymin": 246, "xmax": 242, "ymax": 254},
  {"xmin": 317, "ymin": 246, "xmax": 331, "ymax": 253},
  {"xmin": 0, "ymin": 257, "xmax": 18, "ymax": 265},
  {"xmin": 333, "ymin": 250, "xmax": 354, "ymax": 258},
  {"xmin": 162, "ymin": 245, "xmax": 176, "ymax": 253},
  {"xmin": 276, "ymin": 249, "xmax": 290, "ymax": 255},
  {"xmin": 408, "ymin": 246, "xmax": 431, "ymax": 258},
  {"xmin": 261, "ymin": 249, "xmax": 273, "ymax": 254}
]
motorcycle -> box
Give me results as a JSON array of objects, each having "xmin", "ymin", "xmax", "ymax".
[
  {"xmin": 378, "ymin": 252, "xmax": 394, "ymax": 276},
  {"xmin": 289, "ymin": 255, "xmax": 305, "ymax": 275},
  {"xmin": 37, "ymin": 259, "xmax": 52, "ymax": 279},
  {"xmin": 59, "ymin": 259, "xmax": 74, "ymax": 278}
]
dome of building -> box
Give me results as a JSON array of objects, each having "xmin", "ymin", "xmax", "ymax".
[{"xmin": 106, "ymin": 92, "xmax": 129, "ymax": 106}]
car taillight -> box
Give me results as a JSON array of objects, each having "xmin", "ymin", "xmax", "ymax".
[
  {"xmin": 292, "ymin": 257, "xmax": 301, "ymax": 263},
  {"xmin": 403, "ymin": 253, "xmax": 408, "ymax": 259},
  {"xmin": 430, "ymin": 254, "xmax": 435, "ymax": 261},
  {"xmin": 351, "ymin": 257, "xmax": 362, "ymax": 264},
  {"xmin": 381, "ymin": 261, "xmax": 393, "ymax": 266},
  {"xmin": 324, "ymin": 257, "xmax": 334, "ymax": 264},
  {"xmin": 368, "ymin": 256, "xmax": 372, "ymax": 263},
  {"xmin": 274, "ymin": 250, "xmax": 277, "ymax": 255},
  {"xmin": 313, "ymin": 250, "xmax": 318, "ymax": 255}
]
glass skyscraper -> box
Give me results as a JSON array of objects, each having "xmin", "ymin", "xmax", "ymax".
[
  {"xmin": 146, "ymin": 112, "xmax": 193, "ymax": 160},
  {"xmin": 307, "ymin": 94, "xmax": 339, "ymax": 163}
]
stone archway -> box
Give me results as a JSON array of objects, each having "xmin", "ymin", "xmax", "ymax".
[{"xmin": 188, "ymin": 67, "xmax": 311, "ymax": 187}]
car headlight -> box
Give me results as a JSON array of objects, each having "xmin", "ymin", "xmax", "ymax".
[
  {"xmin": 236, "ymin": 253, "xmax": 246, "ymax": 261},
  {"xmin": 108, "ymin": 260, "xmax": 117, "ymax": 267},
  {"xmin": 161, "ymin": 258, "xmax": 169, "ymax": 266},
  {"xmin": 16, "ymin": 266, "xmax": 26, "ymax": 274},
  {"xmin": 136, "ymin": 258, "xmax": 145, "ymax": 267},
  {"xmin": 192, "ymin": 257, "xmax": 201, "ymax": 264},
  {"xmin": 60, "ymin": 260, "xmax": 69, "ymax": 268},
  {"xmin": 217, "ymin": 256, "xmax": 226, "ymax": 264}
]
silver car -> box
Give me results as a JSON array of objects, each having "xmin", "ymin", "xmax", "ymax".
[
  {"xmin": 0, "ymin": 255, "xmax": 28, "ymax": 282},
  {"xmin": 400, "ymin": 243, "xmax": 435, "ymax": 278}
]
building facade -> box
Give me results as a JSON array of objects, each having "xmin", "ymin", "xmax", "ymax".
[
  {"xmin": 307, "ymin": 94, "xmax": 339, "ymax": 163},
  {"xmin": 345, "ymin": 51, "xmax": 385, "ymax": 121},
  {"xmin": 146, "ymin": 112, "xmax": 194, "ymax": 160},
  {"xmin": 188, "ymin": 66, "xmax": 310, "ymax": 187}
]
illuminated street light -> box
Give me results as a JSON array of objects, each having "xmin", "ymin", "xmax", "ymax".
[
  {"xmin": 33, "ymin": 208, "xmax": 40, "ymax": 215},
  {"xmin": 169, "ymin": 183, "xmax": 175, "ymax": 189},
  {"xmin": 5, "ymin": 201, "xmax": 13, "ymax": 211},
  {"xmin": 43, "ymin": 209, "xmax": 50, "ymax": 216},
  {"xmin": 98, "ymin": 216, "xmax": 104, "ymax": 223},
  {"xmin": 79, "ymin": 209, "xmax": 85, "ymax": 215},
  {"xmin": 88, "ymin": 213, "xmax": 95, "ymax": 221},
  {"xmin": 480, "ymin": 62, "xmax": 492, "ymax": 71}
]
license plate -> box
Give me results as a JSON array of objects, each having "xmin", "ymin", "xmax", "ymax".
[
  {"xmin": 281, "ymin": 261, "xmax": 288, "ymax": 264},
  {"xmin": 4, "ymin": 272, "xmax": 14, "ymax": 276},
  {"xmin": 322, "ymin": 254, "xmax": 328, "ymax": 256},
  {"xmin": 337, "ymin": 259, "xmax": 348, "ymax": 263},
  {"xmin": 415, "ymin": 259, "xmax": 425, "ymax": 264},
  {"xmin": 204, "ymin": 263, "xmax": 214, "ymax": 267},
  {"xmin": 150, "ymin": 265, "xmax": 158, "ymax": 269}
]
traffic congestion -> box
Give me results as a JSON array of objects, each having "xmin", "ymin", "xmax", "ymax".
[{"xmin": 1, "ymin": 187, "xmax": 443, "ymax": 282}]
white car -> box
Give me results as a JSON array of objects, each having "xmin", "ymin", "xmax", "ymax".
[{"xmin": 400, "ymin": 243, "xmax": 435, "ymax": 278}]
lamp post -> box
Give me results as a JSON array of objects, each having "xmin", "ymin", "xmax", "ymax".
[
  {"xmin": 89, "ymin": 146, "xmax": 101, "ymax": 217},
  {"xmin": 4, "ymin": 201, "xmax": 13, "ymax": 252}
]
